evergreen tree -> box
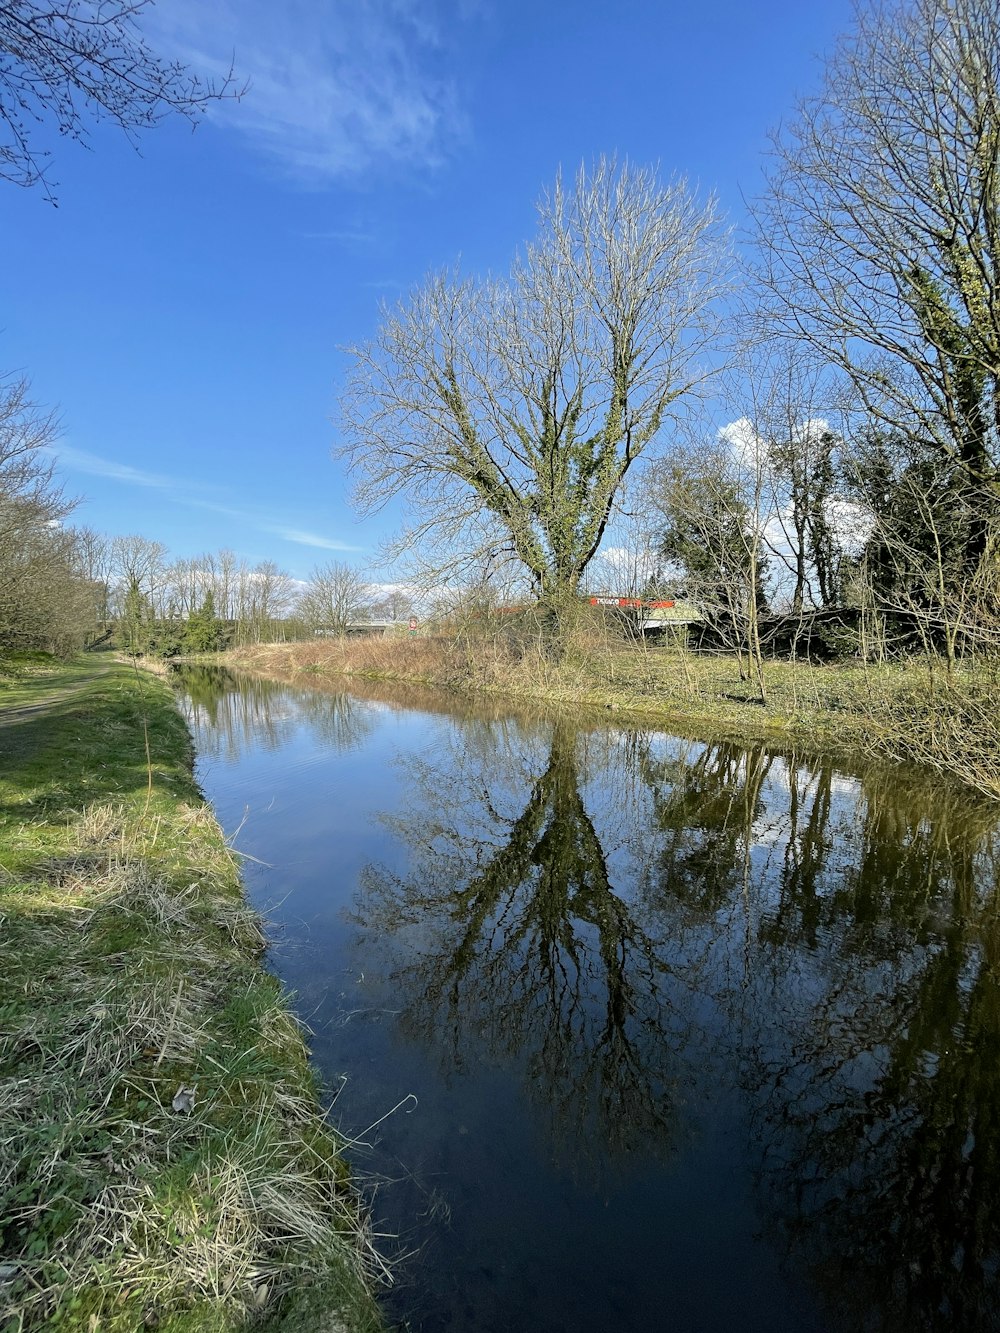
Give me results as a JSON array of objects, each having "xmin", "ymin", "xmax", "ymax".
[
  {"xmin": 183, "ymin": 589, "xmax": 224, "ymax": 653},
  {"xmin": 120, "ymin": 576, "xmax": 151, "ymax": 655}
]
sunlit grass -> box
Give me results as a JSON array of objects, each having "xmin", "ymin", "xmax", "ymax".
[{"xmin": 0, "ymin": 657, "xmax": 386, "ymax": 1331}]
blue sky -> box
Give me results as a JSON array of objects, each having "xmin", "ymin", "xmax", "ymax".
[{"xmin": 2, "ymin": 0, "xmax": 853, "ymax": 582}]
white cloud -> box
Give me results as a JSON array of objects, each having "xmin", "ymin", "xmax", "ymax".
[
  {"xmin": 48, "ymin": 443, "xmax": 185, "ymax": 490},
  {"xmin": 762, "ymin": 497, "xmax": 870, "ymax": 580},
  {"xmin": 826, "ymin": 497, "xmax": 873, "ymax": 553},
  {"xmin": 267, "ymin": 524, "xmax": 360, "ymax": 551},
  {"xmin": 716, "ymin": 416, "xmax": 872, "ymax": 600},
  {"xmin": 719, "ymin": 415, "xmax": 831, "ymax": 471},
  {"xmin": 151, "ymin": 0, "xmax": 474, "ymax": 184},
  {"xmin": 52, "ymin": 446, "xmax": 361, "ymax": 552},
  {"xmin": 718, "ymin": 416, "xmax": 760, "ymax": 467}
]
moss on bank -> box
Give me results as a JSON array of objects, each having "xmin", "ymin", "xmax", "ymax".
[{"xmin": 0, "ymin": 654, "xmax": 385, "ymax": 1332}]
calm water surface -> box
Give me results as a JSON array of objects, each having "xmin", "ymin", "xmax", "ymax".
[{"xmin": 174, "ymin": 665, "xmax": 1000, "ymax": 1333}]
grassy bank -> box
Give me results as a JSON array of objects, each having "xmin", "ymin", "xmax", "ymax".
[
  {"xmin": 225, "ymin": 632, "xmax": 1000, "ymax": 800},
  {"xmin": 0, "ymin": 654, "xmax": 385, "ymax": 1332}
]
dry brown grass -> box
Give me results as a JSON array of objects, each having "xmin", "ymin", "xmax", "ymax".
[
  {"xmin": 229, "ymin": 633, "xmax": 472, "ymax": 689},
  {"xmin": 860, "ymin": 661, "xmax": 1000, "ymax": 801},
  {"xmin": 225, "ymin": 623, "xmax": 1000, "ymax": 800},
  {"xmin": 2, "ymin": 809, "xmax": 387, "ymax": 1332},
  {"xmin": 233, "ymin": 630, "xmax": 513, "ymax": 687}
]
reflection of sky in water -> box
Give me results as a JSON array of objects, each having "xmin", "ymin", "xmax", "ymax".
[{"xmin": 175, "ymin": 666, "xmax": 1000, "ymax": 1333}]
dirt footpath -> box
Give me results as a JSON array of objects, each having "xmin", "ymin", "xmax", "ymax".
[{"xmin": 0, "ymin": 657, "xmax": 113, "ymax": 729}]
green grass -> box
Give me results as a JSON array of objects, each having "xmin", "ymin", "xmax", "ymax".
[
  {"xmin": 0, "ymin": 655, "xmax": 386, "ymax": 1332},
  {"xmin": 0, "ymin": 650, "xmax": 111, "ymax": 711}
]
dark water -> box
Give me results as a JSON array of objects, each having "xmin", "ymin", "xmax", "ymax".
[{"xmin": 174, "ymin": 664, "xmax": 1000, "ymax": 1333}]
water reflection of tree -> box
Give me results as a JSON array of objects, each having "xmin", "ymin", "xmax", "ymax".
[
  {"xmin": 184, "ymin": 661, "xmax": 1000, "ymax": 1330},
  {"xmin": 634, "ymin": 736, "xmax": 776, "ymax": 918},
  {"xmin": 358, "ymin": 712, "xmax": 1000, "ymax": 1326},
  {"xmin": 174, "ymin": 664, "xmax": 374, "ymax": 762},
  {"xmin": 627, "ymin": 730, "xmax": 1000, "ymax": 1330},
  {"xmin": 740, "ymin": 768, "xmax": 1000, "ymax": 1333},
  {"xmin": 354, "ymin": 719, "xmax": 704, "ymax": 1170}
]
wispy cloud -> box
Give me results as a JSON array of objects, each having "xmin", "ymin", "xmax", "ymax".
[
  {"xmin": 55, "ymin": 447, "xmax": 361, "ymax": 552},
  {"xmin": 48, "ymin": 443, "xmax": 185, "ymax": 491},
  {"xmin": 151, "ymin": 0, "xmax": 476, "ymax": 185},
  {"xmin": 266, "ymin": 525, "xmax": 360, "ymax": 552},
  {"xmin": 186, "ymin": 501, "xmax": 360, "ymax": 551}
]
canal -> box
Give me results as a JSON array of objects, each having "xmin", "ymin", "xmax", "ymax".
[{"xmin": 174, "ymin": 664, "xmax": 1000, "ymax": 1333}]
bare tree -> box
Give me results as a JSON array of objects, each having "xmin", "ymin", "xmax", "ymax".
[
  {"xmin": 200, "ymin": 547, "xmax": 238, "ymax": 621},
  {"xmin": 341, "ymin": 158, "xmax": 729, "ymax": 629},
  {"xmin": 0, "ymin": 522, "xmax": 96, "ymax": 652},
  {"xmin": 234, "ymin": 559, "xmax": 295, "ymax": 644},
  {"xmin": 0, "ymin": 0, "xmax": 242, "ymax": 200},
  {"xmin": 371, "ymin": 586, "xmax": 415, "ymax": 623},
  {"xmin": 163, "ymin": 553, "xmax": 204, "ymax": 621},
  {"xmin": 66, "ymin": 522, "xmax": 111, "ymax": 626},
  {"xmin": 0, "ymin": 375, "xmax": 93, "ymax": 653},
  {"xmin": 109, "ymin": 527, "xmax": 166, "ymax": 615},
  {"xmin": 297, "ymin": 560, "xmax": 372, "ymax": 636},
  {"xmin": 0, "ymin": 374, "xmax": 66, "ymax": 519},
  {"xmin": 754, "ymin": 0, "xmax": 1000, "ymax": 598}
]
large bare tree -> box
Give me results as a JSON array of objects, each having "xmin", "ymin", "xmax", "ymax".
[
  {"xmin": 340, "ymin": 158, "xmax": 728, "ymax": 626},
  {"xmin": 755, "ymin": 0, "xmax": 1000, "ymax": 593},
  {"xmin": 109, "ymin": 532, "xmax": 167, "ymax": 614}
]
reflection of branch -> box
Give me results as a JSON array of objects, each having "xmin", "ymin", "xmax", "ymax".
[
  {"xmin": 740, "ymin": 796, "xmax": 1000, "ymax": 1333},
  {"xmin": 354, "ymin": 721, "xmax": 691, "ymax": 1170},
  {"xmin": 637, "ymin": 738, "xmax": 775, "ymax": 916},
  {"xmin": 635, "ymin": 726, "xmax": 1000, "ymax": 1329}
]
